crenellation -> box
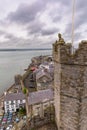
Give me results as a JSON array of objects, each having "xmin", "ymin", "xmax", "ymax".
[
  {"xmin": 53, "ymin": 34, "xmax": 87, "ymax": 130},
  {"xmin": 53, "ymin": 39, "xmax": 87, "ymax": 65}
]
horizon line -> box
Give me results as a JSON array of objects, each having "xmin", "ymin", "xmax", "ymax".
[{"xmin": 0, "ymin": 48, "xmax": 52, "ymax": 51}]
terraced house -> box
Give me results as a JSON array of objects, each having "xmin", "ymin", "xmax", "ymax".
[
  {"xmin": 4, "ymin": 92, "xmax": 26, "ymax": 113},
  {"xmin": 26, "ymin": 89, "xmax": 54, "ymax": 118}
]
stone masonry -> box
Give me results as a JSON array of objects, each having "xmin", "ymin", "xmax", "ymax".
[{"xmin": 53, "ymin": 35, "xmax": 87, "ymax": 130}]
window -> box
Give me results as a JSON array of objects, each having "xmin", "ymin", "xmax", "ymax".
[
  {"xmin": 6, "ymin": 108, "xmax": 9, "ymax": 112},
  {"xmin": 15, "ymin": 100, "xmax": 18, "ymax": 103},
  {"xmin": 6, "ymin": 101, "xmax": 9, "ymax": 104},
  {"xmin": 12, "ymin": 109, "xmax": 14, "ymax": 111},
  {"xmin": 11, "ymin": 101, "xmax": 14, "ymax": 105},
  {"xmin": 18, "ymin": 100, "xmax": 20, "ymax": 103},
  {"xmin": 35, "ymin": 107, "xmax": 40, "ymax": 116},
  {"xmin": 20, "ymin": 100, "xmax": 23, "ymax": 104},
  {"xmin": 16, "ymin": 105, "xmax": 19, "ymax": 108},
  {"xmin": 6, "ymin": 105, "xmax": 9, "ymax": 109}
]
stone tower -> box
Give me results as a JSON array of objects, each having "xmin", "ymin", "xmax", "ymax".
[{"xmin": 53, "ymin": 35, "xmax": 87, "ymax": 130}]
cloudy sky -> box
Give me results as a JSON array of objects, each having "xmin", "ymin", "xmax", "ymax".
[{"xmin": 0, "ymin": 0, "xmax": 86, "ymax": 48}]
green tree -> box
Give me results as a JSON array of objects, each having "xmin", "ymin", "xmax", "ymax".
[
  {"xmin": 22, "ymin": 87, "xmax": 27, "ymax": 94},
  {"xmin": 19, "ymin": 107, "xmax": 26, "ymax": 116}
]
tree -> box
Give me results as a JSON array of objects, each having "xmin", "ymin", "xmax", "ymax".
[
  {"xmin": 22, "ymin": 87, "xmax": 27, "ymax": 94},
  {"xmin": 19, "ymin": 107, "xmax": 26, "ymax": 116}
]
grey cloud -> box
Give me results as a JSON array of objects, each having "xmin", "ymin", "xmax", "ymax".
[
  {"xmin": 0, "ymin": 30, "xmax": 6, "ymax": 35},
  {"xmin": 48, "ymin": 6, "xmax": 63, "ymax": 23},
  {"xmin": 84, "ymin": 29, "xmax": 87, "ymax": 33},
  {"xmin": 41, "ymin": 28, "xmax": 58, "ymax": 36},
  {"xmin": 48, "ymin": 0, "xmax": 71, "ymax": 23},
  {"xmin": 73, "ymin": 0, "xmax": 87, "ymax": 29},
  {"xmin": 66, "ymin": 14, "xmax": 87, "ymax": 33},
  {"xmin": 65, "ymin": 12, "xmax": 87, "ymax": 37},
  {"xmin": 63, "ymin": 0, "xmax": 87, "ymax": 33},
  {"xmin": 61, "ymin": 0, "xmax": 71, "ymax": 5},
  {"xmin": 76, "ymin": 0, "xmax": 87, "ymax": 10},
  {"xmin": 75, "ymin": 18, "xmax": 84, "ymax": 29},
  {"xmin": 64, "ymin": 23, "xmax": 72, "ymax": 36},
  {"xmin": 7, "ymin": 0, "xmax": 62, "ymax": 25},
  {"xmin": 0, "ymin": 31, "xmax": 45, "ymax": 48},
  {"xmin": 5, "ymin": 33, "xmax": 15, "ymax": 39},
  {"xmin": 46, "ymin": 0, "xmax": 70, "ymax": 6},
  {"xmin": 64, "ymin": 23, "xmax": 84, "ymax": 43},
  {"xmin": 28, "ymin": 20, "xmax": 45, "ymax": 34},
  {"xmin": 1, "ymin": 0, "xmax": 86, "ymax": 49},
  {"xmin": 7, "ymin": 1, "xmax": 46, "ymax": 24},
  {"xmin": 52, "ymin": 15, "xmax": 62, "ymax": 23},
  {"xmin": 27, "ymin": 19, "xmax": 58, "ymax": 36},
  {"xmin": 74, "ymin": 32, "xmax": 83, "ymax": 41},
  {"xmin": 1, "ymin": 32, "xmax": 25, "ymax": 46},
  {"xmin": 75, "ymin": 12, "xmax": 87, "ymax": 29},
  {"xmin": 5, "ymin": 35, "xmax": 22, "ymax": 44},
  {"xmin": 0, "ymin": 35, "xmax": 33, "ymax": 48}
]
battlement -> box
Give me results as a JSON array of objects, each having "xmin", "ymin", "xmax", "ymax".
[
  {"xmin": 53, "ymin": 40, "xmax": 87, "ymax": 65},
  {"xmin": 53, "ymin": 34, "xmax": 87, "ymax": 130}
]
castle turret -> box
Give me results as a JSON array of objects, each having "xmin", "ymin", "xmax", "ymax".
[{"xmin": 53, "ymin": 34, "xmax": 87, "ymax": 130}]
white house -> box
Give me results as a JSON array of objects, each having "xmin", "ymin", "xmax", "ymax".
[{"xmin": 4, "ymin": 92, "xmax": 26, "ymax": 113}]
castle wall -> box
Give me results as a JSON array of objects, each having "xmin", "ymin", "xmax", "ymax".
[
  {"xmin": 54, "ymin": 62, "xmax": 61, "ymax": 129},
  {"xmin": 80, "ymin": 67, "xmax": 87, "ymax": 130},
  {"xmin": 53, "ymin": 39, "xmax": 87, "ymax": 130},
  {"xmin": 60, "ymin": 65, "xmax": 81, "ymax": 130}
]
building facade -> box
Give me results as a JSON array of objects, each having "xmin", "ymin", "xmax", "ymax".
[
  {"xmin": 36, "ymin": 69, "xmax": 53, "ymax": 90},
  {"xmin": 53, "ymin": 37, "xmax": 87, "ymax": 130},
  {"xmin": 4, "ymin": 92, "xmax": 26, "ymax": 113},
  {"xmin": 26, "ymin": 89, "xmax": 54, "ymax": 118}
]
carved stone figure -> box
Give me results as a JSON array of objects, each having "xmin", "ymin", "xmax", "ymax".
[
  {"xmin": 58, "ymin": 33, "xmax": 65, "ymax": 44},
  {"xmin": 53, "ymin": 33, "xmax": 65, "ymax": 52}
]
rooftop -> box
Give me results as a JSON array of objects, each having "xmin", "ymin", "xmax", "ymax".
[
  {"xmin": 28, "ymin": 89, "xmax": 54, "ymax": 105},
  {"xmin": 36, "ymin": 69, "xmax": 52, "ymax": 80},
  {"xmin": 4, "ymin": 92, "xmax": 25, "ymax": 101}
]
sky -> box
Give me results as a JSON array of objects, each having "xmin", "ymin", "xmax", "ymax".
[{"xmin": 0, "ymin": 0, "xmax": 86, "ymax": 48}]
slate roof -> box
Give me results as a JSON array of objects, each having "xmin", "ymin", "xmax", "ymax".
[
  {"xmin": 4, "ymin": 92, "xmax": 25, "ymax": 101},
  {"xmin": 33, "ymin": 68, "xmax": 42, "ymax": 74},
  {"xmin": 36, "ymin": 69, "xmax": 52, "ymax": 80},
  {"xmin": 28, "ymin": 89, "xmax": 54, "ymax": 105}
]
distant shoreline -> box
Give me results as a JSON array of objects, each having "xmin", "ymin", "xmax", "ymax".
[{"xmin": 0, "ymin": 48, "xmax": 52, "ymax": 52}]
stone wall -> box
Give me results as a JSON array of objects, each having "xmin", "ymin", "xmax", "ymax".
[{"xmin": 53, "ymin": 38, "xmax": 87, "ymax": 130}]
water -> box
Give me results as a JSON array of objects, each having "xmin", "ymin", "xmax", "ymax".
[{"xmin": 0, "ymin": 50, "xmax": 52, "ymax": 96}]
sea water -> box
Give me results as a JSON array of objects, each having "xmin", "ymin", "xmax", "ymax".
[{"xmin": 0, "ymin": 50, "xmax": 52, "ymax": 96}]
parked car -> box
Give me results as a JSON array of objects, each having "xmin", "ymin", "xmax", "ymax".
[
  {"xmin": 6, "ymin": 126, "xmax": 11, "ymax": 130},
  {"xmin": 4, "ymin": 115, "xmax": 8, "ymax": 118},
  {"xmin": 0, "ymin": 126, "xmax": 5, "ymax": 130},
  {"xmin": 15, "ymin": 118, "xmax": 19, "ymax": 123},
  {"xmin": 1, "ymin": 121, "xmax": 6, "ymax": 125},
  {"xmin": 0, "ymin": 116, "xmax": 3, "ymax": 122},
  {"xmin": 4, "ymin": 113, "xmax": 8, "ymax": 115},
  {"xmin": 7, "ymin": 117, "xmax": 12, "ymax": 120},
  {"xmin": 7, "ymin": 120, "xmax": 11, "ymax": 124},
  {"xmin": 8, "ymin": 124, "xmax": 13, "ymax": 128},
  {"xmin": 3, "ymin": 118, "xmax": 7, "ymax": 121},
  {"xmin": 8, "ymin": 113, "xmax": 12, "ymax": 116},
  {"xmin": 23, "ymin": 116, "xmax": 26, "ymax": 120}
]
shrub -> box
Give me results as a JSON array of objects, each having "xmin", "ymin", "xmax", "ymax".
[{"xmin": 23, "ymin": 87, "xmax": 27, "ymax": 94}]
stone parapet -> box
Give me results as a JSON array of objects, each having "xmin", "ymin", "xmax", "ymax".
[
  {"xmin": 53, "ymin": 40, "xmax": 87, "ymax": 65},
  {"xmin": 53, "ymin": 35, "xmax": 87, "ymax": 130}
]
